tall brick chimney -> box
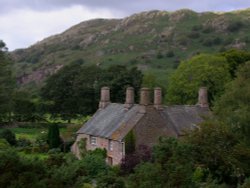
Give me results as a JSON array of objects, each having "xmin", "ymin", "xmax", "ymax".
[
  {"xmin": 154, "ymin": 87, "xmax": 163, "ymax": 110},
  {"xmin": 124, "ymin": 87, "xmax": 134, "ymax": 109},
  {"xmin": 140, "ymin": 87, "xmax": 151, "ymax": 106},
  {"xmin": 198, "ymin": 87, "xmax": 209, "ymax": 108},
  {"xmin": 99, "ymin": 87, "xmax": 110, "ymax": 109}
]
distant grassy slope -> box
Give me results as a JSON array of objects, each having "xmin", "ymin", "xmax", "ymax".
[{"xmin": 11, "ymin": 9, "xmax": 250, "ymax": 89}]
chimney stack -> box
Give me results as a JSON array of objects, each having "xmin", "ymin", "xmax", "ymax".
[
  {"xmin": 198, "ymin": 87, "xmax": 209, "ymax": 108},
  {"xmin": 140, "ymin": 87, "xmax": 151, "ymax": 106},
  {"xmin": 124, "ymin": 87, "xmax": 134, "ymax": 109},
  {"xmin": 99, "ymin": 87, "xmax": 110, "ymax": 109},
  {"xmin": 154, "ymin": 87, "xmax": 163, "ymax": 110}
]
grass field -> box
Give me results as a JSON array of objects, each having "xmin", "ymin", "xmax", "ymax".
[{"xmin": 0, "ymin": 127, "xmax": 67, "ymax": 141}]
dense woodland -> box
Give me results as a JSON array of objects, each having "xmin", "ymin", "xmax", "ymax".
[{"xmin": 1, "ymin": 33, "xmax": 250, "ymax": 188}]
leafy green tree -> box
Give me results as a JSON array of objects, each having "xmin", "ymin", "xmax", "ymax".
[
  {"xmin": 13, "ymin": 91, "xmax": 37, "ymax": 121},
  {"xmin": 81, "ymin": 149, "xmax": 108, "ymax": 178},
  {"xmin": 48, "ymin": 123, "xmax": 60, "ymax": 149},
  {"xmin": 167, "ymin": 54, "xmax": 231, "ymax": 105},
  {"xmin": 97, "ymin": 172, "xmax": 125, "ymax": 188},
  {"xmin": 214, "ymin": 61, "xmax": 250, "ymax": 144},
  {"xmin": 0, "ymin": 40, "xmax": 15, "ymax": 122},
  {"xmin": 220, "ymin": 49, "xmax": 250, "ymax": 77},
  {"xmin": 187, "ymin": 120, "xmax": 250, "ymax": 185},
  {"xmin": 0, "ymin": 149, "xmax": 47, "ymax": 188},
  {"xmin": 41, "ymin": 64, "xmax": 143, "ymax": 120},
  {"xmin": 104, "ymin": 65, "xmax": 143, "ymax": 103},
  {"xmin": 128, "ymin": 162, "xmax": 164, "ymax": 188}
]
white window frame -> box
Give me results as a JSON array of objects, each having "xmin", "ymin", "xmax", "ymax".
[
  {"xmin": 109, "ymin": 140, "xmax": 113, "ymax": 151},
  {"xmin": 90, "ymin": 136, "xmax": 97, "ymax": 145}
]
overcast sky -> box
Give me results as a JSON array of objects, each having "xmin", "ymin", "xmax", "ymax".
[{"xmin": 1, "ymin": 0, "xmax": 250, "ymax": 51}]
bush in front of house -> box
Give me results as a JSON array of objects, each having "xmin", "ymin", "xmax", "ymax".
[{"xmin": 0, "ymin": 129, "xmax": 17, "ymax": 146}]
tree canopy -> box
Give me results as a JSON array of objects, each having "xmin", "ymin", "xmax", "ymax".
[
  {"xmin": 214, "ymin": 61, "xmax": 250, "ymax": 143},
  {"xmin": 0, "ymin": 40, "xmax": 15, "ymax": 122},
  {"xmin": 166, "ymin": 54, "xmax": 231, "ymax": 105},
  {"xmin": 41, "ymin": 64, "xmax": 142, "ymax": 121}
]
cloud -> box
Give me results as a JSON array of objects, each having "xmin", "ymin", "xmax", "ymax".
[{"xmin": 0, "ymin": 5, "xmax": 122, "ymax": 50}]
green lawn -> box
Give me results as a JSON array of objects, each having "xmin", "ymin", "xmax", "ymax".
[
  {"xmin": 0, "ymin": 127, "xmax": 67, "ymax": 141},
  {"xmin": 18, "ymin": 151, "xmax": 48, "ymax": 160}
]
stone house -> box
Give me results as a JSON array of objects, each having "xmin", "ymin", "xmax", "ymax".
[{"xmin": 71, "ymin": 86, "xmax": 210, "ymax": 165}]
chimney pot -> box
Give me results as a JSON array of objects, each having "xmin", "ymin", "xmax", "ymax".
[
  {"xmin": 154, "ymin": 87, "xmax": 163, "ymax": 110},
  {"xmin": 198, "ymin": 87, "xmax": 209, "ymax": 108},
  {"xmin": 140, "ymin": 87, "xmax": 151, "ymax": 106},
  {"xmin": 99, "ymin": 87, "xmax": 110, "ymax": 109},
  {"xmin": 124, "ymin": 87, "xmax": 134, "ymax": 109}
]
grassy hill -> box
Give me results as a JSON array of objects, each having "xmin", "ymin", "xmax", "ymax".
[{"xmin": 11, "ymin": 9, "xmax": 250, "ymax": 89}]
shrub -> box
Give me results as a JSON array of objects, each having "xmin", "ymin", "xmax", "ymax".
[
  {"xmin": 227, "ymin": 21, "xmax": 243, "ymax": 32},
  {"xmin": 0, "ymin": 138, "xmax": 10, "ymax": 149},
  {"xmin": 0, "ymin": 129, "xmax": 16, "ymax": 146},
  {"xmin": 156, "ymin": 51, "xmax": 163, "ymax": 59},
  {"xmin": 192, "ymin": 25, "xmax": 203, "ymax": 31},
  {"xmin": 97, "ymin": 172, "xmax": 125, "ymax": 188},
  {"xmin": 187, "ymin": 31, "xmax": 200, "ymax": 39},
  {"xmin": 17, "ymin": 137, "xmax": 32, "ymax": 147},
  {"xmin": 48, "ymin": 123, "xmax": 60, "ymax": 149},
  {"xmin": 166, "ymin": 50, "xmax": 175, "ymax": 58}
]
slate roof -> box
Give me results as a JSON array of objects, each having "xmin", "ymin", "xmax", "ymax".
[
  {"xmin": 77, "ymin": 103, "xmax": 143, "ymax": 141},
  {"xmin": 160, "ymin": 105, "xmax": 210, "ymax": 136},
  {"xmin": 77, "ymin": 103, "xmax": 210, "ymax": 140}
]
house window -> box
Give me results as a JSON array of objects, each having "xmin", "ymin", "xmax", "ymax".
[
  {"xmin": 121, "ymin": 142, "xmax": 125, "ymax": 155},
  {"xmin": 90, "ymin": 136, "xmax": 97, "ymax": 145},
  {"xmin": 109, "ymin": 140, "xmax": 113, "ymax": 151}
]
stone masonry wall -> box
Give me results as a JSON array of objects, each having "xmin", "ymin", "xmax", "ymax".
[{"xmin": 72, "ymin": 133, "xmax": 124, "ymax": 165}]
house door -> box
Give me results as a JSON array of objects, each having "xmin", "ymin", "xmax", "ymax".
[{"xmin": 107, "ymin": 157, "xmax": 113, "ymax": 165}]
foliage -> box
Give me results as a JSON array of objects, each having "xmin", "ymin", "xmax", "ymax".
[
  {"xmin": 0, "ymin": 138, "xmax": 10, "ymax": 150},
  {"xmin": 105, "ymin": 65, "xmax": 143, "ymax": 103},
  {"xmin": 125, "ymin": 130, "xmax": 136, "ymax": 154},
  {"xmin": 81, "ymin": 149, "xmax": 108, "ymax": 178},
  {"xmin": 220, "ymin": 49, "xmax": 250, "ymax": 77},
  {"xmin": 128, "ymin": 162, "xmax": 164, "ymax": 188},
  {"xmin": 48, "ymin": 123, "xmax": 60, "ymax": 149},
  {"xmin": 0, "ymin": 149, "xmax": 47, "ymax": 188},
  {"xmin": 0, "ymin": 40, "xmax": 15, "ymax": 122},
  {"xmin": 214, "ymin": 62, "xmax": 250, "ymax": 144},
  {"xmin": 153, "ymin": 137, "xmax": 195, "ymax": 187},
  {"xmin": 0, "ymin": 129, "xmax": 17, "ymax": 146},
  {"xmin": 121, "ymin": 145, "xmax": 152, "ymax": 174},
  {"xmin": 167, "ymin": 54, "xmax": 231, "ymax": 104},
  {"xmin": 96, "ymin": 172, "xmax": 125, "ymax": 188},
  {"xmin": 41, "ymin": 64, "xmax": 142, "ymax": 120},
  {"xmin": 17, "ymin": 137, "xmax": 32, "ymax": 147},
  {"xmin": 13, "ymin": 90, "xmax": 37, "ymax": 122}
]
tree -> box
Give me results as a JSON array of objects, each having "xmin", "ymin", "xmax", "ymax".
[
  {"xmin": 220, "ymin": 49, "xmax": 250, "ymax": 77},
  {"xmin": 104, "ymin": 65, "xmax": 143, "ymax": 103},
  {"xmin": 214, "ymin": 61, "xmax": 250, "ymax": 144},
  {"xmin": 41, "ymin": 64, "xmax": 104, "ymax": 121},
  {"xmin": 0, "ymin": 40, "xmax": 15, "ymax": 122},
  {"xmin": 48, "ymin": 123, "xmax": 60, "ymax": 149},
  {"xmin": 13, "ymin": 91, "xmax": 36, "ymax": 121},
  {"xmin": 166, "ymin": 54, "xmax": 231, "ymax": 105},
  {"xmin": 41, "ymin": 64, "xmax": 143, "ymax": 120}
]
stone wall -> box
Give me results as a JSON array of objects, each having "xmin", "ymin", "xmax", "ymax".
[{"xmin": 72, "ymin": 133, "xmax": 125, "ymax": 165}]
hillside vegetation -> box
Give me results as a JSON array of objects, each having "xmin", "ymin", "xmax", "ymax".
[{"xmin": 11, "ymin": 9, "xmax": 250, "ymax": 88}]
